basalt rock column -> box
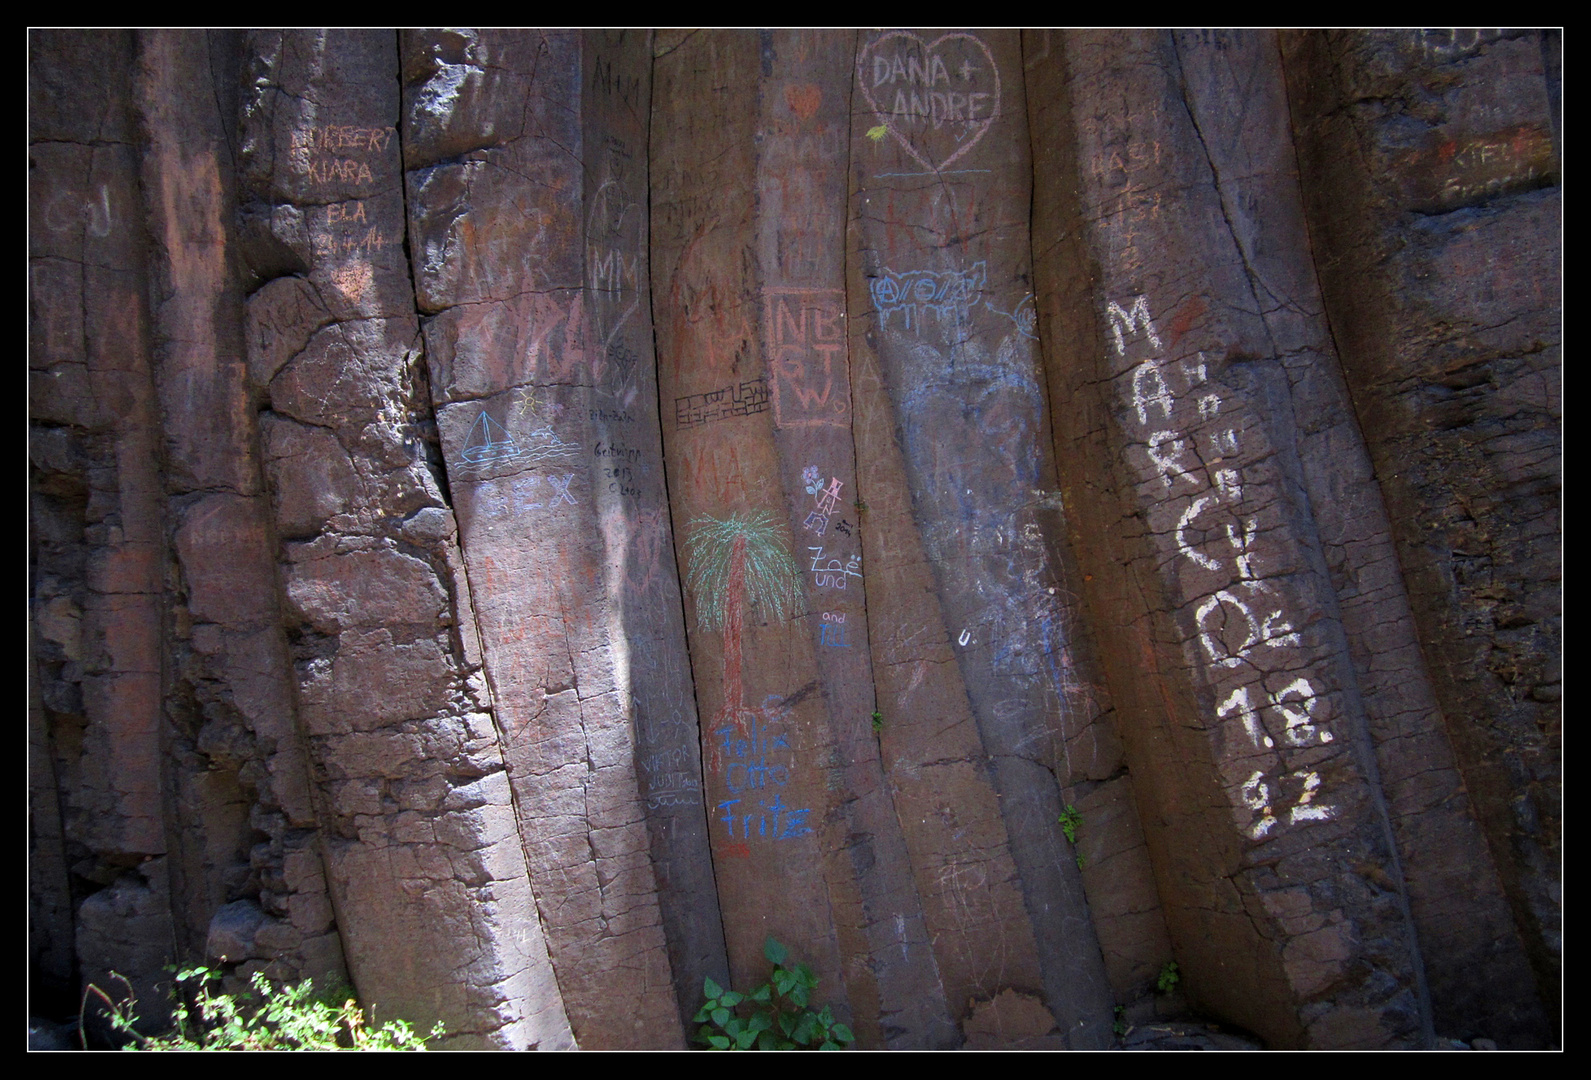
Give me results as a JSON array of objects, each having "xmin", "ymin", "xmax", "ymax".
[
  {"xmin": 1025, "ymin": 30, "xmax": 1488, "ymax": 1048},
  {"xmin": 847, "ymin": 29, "xmax": 1117, "ymax": 1047},
  {"xmin": 30, "ymin": 29, "xmax": 174, "ymax": 1021},
  {"xmin": 652, "ymin": 29, "xmax": 858, "ymax": 1041},
  {"xmin": 581, "ymin": 31, "xmax": 730, "ymax": 1030},
  {"xmin": 756, "ymin": 30, "xmax": 956, "ymax": 1049},
  {"xmin": 241, "ymin": 30, "xmax": 570, "ymax": 1048},
  {"xmin": 1283, "ymin": 30, "xmax": 1560, "ymax": 1043},
  {"xmin": 403, "ymin": 29, "xmax": 682, "ymax": 1048},
  {"xmin": 134, "ymin": 30, "xmax": 344, "ymax": 1004}
]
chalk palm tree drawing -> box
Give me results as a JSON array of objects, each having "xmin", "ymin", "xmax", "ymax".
[{"xmin": 685, "ymin": 511, "xmax": 804, "ymax": 762}]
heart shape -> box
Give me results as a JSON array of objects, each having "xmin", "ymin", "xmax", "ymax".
[
  {"xmin": 784, "ymin": 83, "xmax": 822, "ymax": 123},
  {"xmin": 857, "ymin": 31, "xmax": 1002, "ymax": 174}
]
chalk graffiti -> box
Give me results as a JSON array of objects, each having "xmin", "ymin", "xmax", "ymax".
[
  {"xmin": 674, "ymin": 376, "xmax": 771, "ymax": 429},
  {"xmin": 453, "ymin": 404, "xmax": 578, "ymax": 482},
  {"xmin": 871, "ymin": 262, "xmax": 987, "ymax": 333},
  {"xmin": 686, "ymin": 512, "xmax": 805, "ymax": 765},
  {"xmin": 765, "ymin": 288, "xmax": 848, "ymax": 427},
  {"xmin": 802, "ymin": 473, "xmax": 845, "ymax": 535},
  {"xmin": 719, "ymin": 715, "xmax": 793, "ymax": 794},
  {"xmin": 807, "ymin": 546, "xmax": 862, "ymax": 590},
  {"xmin": 715, "ymin": 795, "xmax": 813, "ymax": 842},
  {"xmin": 856, "ymin": 31, "xmax": 1001, "ymax": 174},
  {"xmin": 1109, "ymin": 293, "xmax": 1336, "ymax": 839},
  {"xmin": 818, "ymin": 610, "xmax": 851, "ymax": 647}
]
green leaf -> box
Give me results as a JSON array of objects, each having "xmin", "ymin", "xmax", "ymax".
[
  {"xmin": 757, "ymin": 1029, "xmax": 779, "ymax": 1050},
  {"xmin": 703, "ymin": 976, "xmax": 724, "ymax": 999},
  {"xmin": 720, "ymin": 990, "xmax": 744, "ymax": 1007},
  {"xmin": 736, "ymin": 1027, "xmax": 758, "ymax": 1049},
  {"xmin": 820, "ymin": 1040, "xmax": 840, "ymax": 1050},
  {"xmin": 764, "ymin": 937, "xmax": 789, "ymax": 966},
  {"xmin": 708, "ymin": 1034, "xmax": 730, "ymax": 1050},
  {"xmin": 748, "ymin": 1013, "xmax": 772, "ymax": 1033},
  {"xmin": 795, "ymin": 963, "xmax": 817, "ymax": 988},
  {"xmin": 693, "ymin": 1005, "xmax": 712, "ymax": 1023},
  {"xmin": 831, "ymin": 1022, "xmax": 854, "ymax": 1044},
  {"xmin": 751, "ymin": 983, "xmax": 772, "ymax": 1003},
  {"xmin": 867, "ymin": 124, "xmax": 888, "ymax": 141},
  {"xmin": 711, "ymin": 1007, "xmax": 731, "ymax": 1027},
  {"xmin": 789, "ymin": 985, "xmax": 810, "ymax": 1008}
]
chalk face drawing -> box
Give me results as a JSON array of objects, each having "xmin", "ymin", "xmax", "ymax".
[
  {"xmin": 685, "ymin": 512, "xmax": 805, "ymax": 746},
  {"xmin": 765, "ymin": 288, "xmax": 849, "ymax": 427},
  {"xmin": 1108, "ymin": 293, "xmax": 1336, "ymax": 841},
  {"xmin": 857, "ymin": 31, "xmax": 1001, "ymax": 174},
  {"xmin": 452, "ymin": 393, "xmax": 579, "ymax": 482},
  {"xmin": 674, "ymin": 376, "xmax": 771, "ymax": 429}
]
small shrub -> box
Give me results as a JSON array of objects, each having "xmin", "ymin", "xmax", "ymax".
[
  {"xmin": 694, "ymin": 938, "xmax": 854, "ymax": 1050},
  {"xmin": 84, "ymin": 966, "xmax": 442, "ymax": 1051},
  {"xmin": 1156, "ymin": 961, "xmax": 1180, "ymax": 995},
  {"xmin": 1057, "ymin": 804, "xmax": 1083, "ymax": 845}
]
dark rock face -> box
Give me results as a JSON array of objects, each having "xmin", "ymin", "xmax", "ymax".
[{"xmin": 31, "ymin": 29, "xmax": 1558, "ymax": 1049}]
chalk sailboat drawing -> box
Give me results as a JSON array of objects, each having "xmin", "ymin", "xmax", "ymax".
[{"xmin": 454, "ymin": 404, "xmax": 577, "ymax": 480}]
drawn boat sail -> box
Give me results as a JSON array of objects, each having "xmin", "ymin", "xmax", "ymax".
[
  {"xmin": 462, "ymin": 410, "xmax": 519, "ymax": 465},
  {"xmin": 454, "ymin": 405, "xmax": 578, "ymax": 480}
]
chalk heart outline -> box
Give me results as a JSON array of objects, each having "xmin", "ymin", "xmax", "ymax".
[{"xmin": 857, "ymin": 30, "xmax": 1001, "ymax": 174}]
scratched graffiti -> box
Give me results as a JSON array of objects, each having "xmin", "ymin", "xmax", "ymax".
[
  {"xmin": 674, "ymin": 376, "xmax": 771, "ymax": 429},
  {"xmin": 1109, "ymin": 294, "xmax": 1335, "ymax": 840}
]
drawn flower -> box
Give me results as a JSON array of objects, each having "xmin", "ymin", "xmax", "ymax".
[{"xmin": 802, "ymin": 465, "xmax": 822, "ymax": 494}]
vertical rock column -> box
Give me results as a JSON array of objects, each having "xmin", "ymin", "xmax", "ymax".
[
  {"xmin": 1028, "ymin": 30, "xmax": 1448, "ymax": 1047},
  {"xmin": 241, "ymin": 29, "xmax": 569, "ymax": 1048},
  {"xmin": 582, "ymin": 31, "xmax": 730, "ymax": 1027},
  {"xmin": 756, "ymin": 29, "xmax": 954, "ymax": 1049},
  {"xmin": 30, "ymin": 28, "xmax": 172, "ymax": 1019},
  {"xmin": 1283, "ymin": 30, "xmax": 1560, "ymax": 1044},
  {"xmin": 847, "ymin": 29, "xmax": 1116, "ymax": 1047},
  {"xmin": 403, "ymin": 29, "xmax": 682, "ymax": 1048},
  {"xmin": 135, "ymin": 29, "xmax": 338, "ymax": 1000}
]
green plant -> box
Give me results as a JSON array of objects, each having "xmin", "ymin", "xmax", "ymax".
[
  {"xmin": 1112, "ymin": 1005, "xmax": 1127, "ymax": 1038},
  {"xmin": 1057, "ymin": 804, "xmax": 1083, "ymax": 845},
  {"xmin": 871, "ymin": 710, "xmax": 884, "ymax": 734},
  {"xmin": 83, "ymin": 966, "xmax": 442, "ymax": 1051},
  {"xmin": 694, "ymin": 937, "xmax": 854, "ymax": 1050},
  {"xmin": 1075, "ymin": 853, "xmax": 1087, "ymax": 871},
  {"xmin": 1156, "ymin": 961, "xmax": 1180, "ymax": 995}
]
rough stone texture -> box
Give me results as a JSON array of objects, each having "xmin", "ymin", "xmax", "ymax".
[
  {"xmin": 849, "ymin": 29, "xmax": 1119, "ymax": 1047},
  {"xmin": 31, "ymin": 29, "xmax": 1557, "ymax": 1051},
  {"xmin": 404, "ymin": 29, "xmax": 683, "ymax": 1049},
  {"xmin": 243, "ymin": 29, "xmax": 571, "ymax": 1049},
  {"xmin": 1281, "ymin": 30, "xmax": 1560, "ymax": 1044}
]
